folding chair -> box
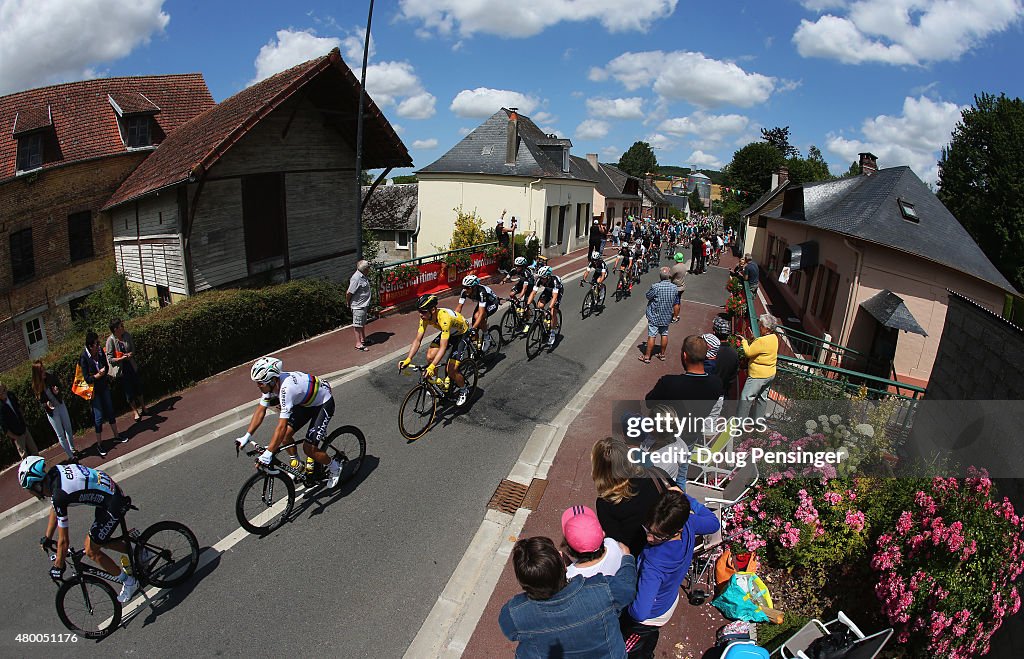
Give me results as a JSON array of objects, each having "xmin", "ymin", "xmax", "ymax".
[{"xmin": 773, "ymin": 611, "xmax": 893, "ymax": 659}]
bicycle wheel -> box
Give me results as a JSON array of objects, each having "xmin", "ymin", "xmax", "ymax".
[
  {"xmin": 56, "ymin": 574, "xmax": 121, "ymax": 639},
  {"xmin": 597, "ymin": 283, "xmax": 607, "ymax": 306},
  {"xmin": 526, "ymin": 320, "xmax": 545, "ymax": 359},
  {"xmin": 399, "ymin": 383, "xmax": 438, "ymax": 440},
  {"xmin": 457, "ymin": 359, "xmax": 479, "ymax": 403},
  {"xmin": 482, "ymin": 327, "xmax": 502, "ymax": 364},
  {"xmin": 135, "ymin": 521, "xmax": 199, "ymax": 588},
  {"xmin": 499, "ymin": 307, "xmax": 519, "ymax": 343},
  {"xmin": 581, "ymin": 291, "xmax": 594, "ymax": 319},
  {"xmin": 235, "ymin": 470, "xmax": 295, "ymax": 535},
  {"xmin": 322, "ymin": 425, "xmax": 367, "ymax": 486}
]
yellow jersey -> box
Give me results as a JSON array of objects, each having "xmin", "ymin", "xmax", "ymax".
[{"xmin": 418, "ymin": 308, "xmax": 469, "ymax": 339}]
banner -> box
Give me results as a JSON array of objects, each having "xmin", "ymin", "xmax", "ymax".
[{"xmin": 378, "ymin": 251, "xmax": 500, "ymax": 309}]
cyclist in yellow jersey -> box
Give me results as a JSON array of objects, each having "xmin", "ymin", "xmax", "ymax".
[{"xmin": 398, "ymin": 295, "xmax": 472, "ymax": 406}]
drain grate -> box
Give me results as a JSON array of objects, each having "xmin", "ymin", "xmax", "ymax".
[{"xmin": 487, "ymin": 478, "xmax": 548, "ymax": 514}]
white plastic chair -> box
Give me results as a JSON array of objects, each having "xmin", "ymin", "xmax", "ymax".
[{"xmin": 774, "ymin": 611, "xmax": 893, "ymax": 659}]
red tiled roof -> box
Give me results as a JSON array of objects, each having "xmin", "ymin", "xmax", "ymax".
[
  {"xmin": 0, "ymin": 74, "xmax": 213, "ymax": 180},
  {"xmin": 108, "ymin": 91, "xmax": 161, "ymax": 115},
  {"xmin": 12, "ymin": 105, "xmax": 52, "ymax": 135},
  {"xmin": 104, "ymin": 48, "xmax": 411, "ymax": 210}
]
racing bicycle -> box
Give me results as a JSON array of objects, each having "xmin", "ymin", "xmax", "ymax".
[
  {"xmin": 499, "ymin": 296, "xmax": 533, "ymax": 344},
  {"xmin": 398, "ymin": 360, "xmax": 479, "ymax": 440},
  {"xmin": 41, "ymin": 504, "xmax": 199, "ymax": 639},
  {"xmin": 466, "ymin": 325, "xmax": 503, "ymax": 369},
  {"xmin": 526, "ymin": 307, "xmax": 562, "ymax": 359},
  {"xmin": 580, "ymin": 277, "xmax": 607, "ymax": 319},
  {"xmin": 235, "ymin": 427, "xmax": 367, "ymax": 535}
]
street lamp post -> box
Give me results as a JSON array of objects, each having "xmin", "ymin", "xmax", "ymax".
[{"xmin": 354, "ymin": 0, "xmax": 375, "ymax": 262}]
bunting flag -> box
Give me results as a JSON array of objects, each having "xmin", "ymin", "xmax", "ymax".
[{"xmin": 720, "ymin": 186, "xmax": 756, "ymax": 198}]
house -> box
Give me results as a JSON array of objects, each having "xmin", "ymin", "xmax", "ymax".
[
  {"xmin": 362, "ymin": 182, "xmax": 419, "ymax": 263},
  {"xmin": 102, "ymin": 49, "xmax": 411, "ymax": 299},
  {"xmin": 741, "ymin": 153, "xmax": 1015, "ymax": 385},
  {"xmin": 663, "ymin": 193, "xmax": 690, "ymax": 220},
  {"xmin": 640, "ymin": 176, "xmax": 671, "ymax": 220},
  {"xmin": 0, "ymin": 75, "xmax": 214, "ymax": 369},
  {"xmin": 416, "ymin": 108, "xmax": 597, "ymax": 256},
  {"xmin": 687, "ymin": 171, "xmax": 712, "ymax": 209},
  {"xmin": 570, "ymin": 154, "xmax": 641, "ymax": 228}
]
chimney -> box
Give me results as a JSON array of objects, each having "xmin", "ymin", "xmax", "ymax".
[
  {"xmin": 777, "ymin": 166, "xmax": 789, "ymax": 186},
  {"xmin": 586, "ymin": 153, "xmax": 599, "ymax": 171},
  {"xmin": 858, "ymin": 152, "xmax": 878, "ymax": 176},
  {"xmin": 645, "ymin": 173, "xmax": 654, "ymax": 187},
  {"xmin": 505, "ymin": 108, "xmax": 518, "ymax": 165}
]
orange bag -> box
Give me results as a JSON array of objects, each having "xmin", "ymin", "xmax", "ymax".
[
  {"xmin": 71, "ymin": 363, "xmax": 93, "ymax": 401},
  {"xmin": 715, "ymin": 549, "xmax": 758, "ymax": 587}
]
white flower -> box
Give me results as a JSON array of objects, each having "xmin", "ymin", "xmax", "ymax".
[
  {"xmin": 841, "ymin": 429, "xmax": 851, "ymax": 439},
  {"xmin": 854, "ymin": 424, "xmax": 875, "ymax": 438},
  {"xmin": 818, "ymin": 415, "xmax": 828, "ymax": 422},
  {"xmin": 821, "ymin": 423, "xmax": 831, "ymax": 433},
  {"xmin": 829, "ymin": 414, "xmax": 842, "ymax": 425},
  {"xmin": 805, "ymin": 420, "xmax": 818, "ymax": 431}
]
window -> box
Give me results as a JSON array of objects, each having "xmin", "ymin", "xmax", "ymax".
[
  {"xmin": 898, "ymin": 198, "xmax": 919, "ymax": 223},
  {"xmin": 126, "ymin": 116, "xmax": 152, "ymax": 147},
  {"xmin": 156, "ymin": 285, "xmax": 171, "ymax": 307},
  {"xmin": 815, "ymin": 267, "xmax": 841, "ymax": 331},
  {"xmin": 395, "ymin": 231, "xmax": 410, "ymax": 250},
  {"xmin": 10, "ymin": 228, "xmax": 34, "ymax": 283},
  {"xmin": 68, "ymin": 211, "xmax": 94, "ymax": 262},
  {"xmin": 562, "ymin": 148, "xmax": 569, "ymax": 173},
  {"xmin": 17, "ymin": 134, "xmax": 43, "ymax": 171},
  {"xmin": 68, "ymin": 295, "xmax": 90, "ymax": 322}
]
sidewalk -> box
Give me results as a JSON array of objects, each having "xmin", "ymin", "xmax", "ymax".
[
  {"xmin": 0, "ymin": 246, "xmax": 595, "ymax": 520},
  {"xmin": 464, "ymin": 262, "xmax": 738, "ymax": 659}
]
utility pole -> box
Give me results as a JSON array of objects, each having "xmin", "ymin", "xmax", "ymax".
[{"xmin": 354, "ymin": 0, "xmax": 375, "ymax": 262}]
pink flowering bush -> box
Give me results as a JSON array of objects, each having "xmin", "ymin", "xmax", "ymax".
[{"xmin": 870, "ymin": 468, "xmax": 1024, "ymax": 658}]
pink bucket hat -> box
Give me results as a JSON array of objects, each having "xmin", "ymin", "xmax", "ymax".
[{"xmin": 561, "ymin": 505, "xmax": 605, "ymax": 553}]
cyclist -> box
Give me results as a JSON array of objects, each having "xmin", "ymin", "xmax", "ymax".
[
  {"xmin": 632, "ymin": 240, "xmax": 646, "ymax": 280},
  {"xmin": 236, "ymin": 357, "xmax": 343, "ymax": 488},
  {"xmin": 501, "ymin": 256, "xmax": 535, "ymax": 327},
  {"xmin": 456, "ymin": 274, "xmax": 499, "ymax": 351},
  {"xmin": 399, "ymin": 295, "xmax": 472, "ymax": 407},
  {"xmin": 615, "ymin": 240, "xmax": 632, "ymax": 275},
  {"xmin": 19, "ymin": 456, "xmax": 142, "ymax": 603},
  {"xmin": 579, "ymin": 251, "xmax": 608, "ymax": 290},
  {"xmin": 526, "ymin": 266, "xmax": 563, "ymax": 346}
]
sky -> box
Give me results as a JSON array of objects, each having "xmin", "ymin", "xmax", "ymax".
[{"xmin": 2, "ymin": 0, "xmax": 1023, "ymax": 185}]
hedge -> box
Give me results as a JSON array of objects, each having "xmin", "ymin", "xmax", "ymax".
[{"xmin": 0, "ymin": 278, "xmax": 349, "ymax": 470}]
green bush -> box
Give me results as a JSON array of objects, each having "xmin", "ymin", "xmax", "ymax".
[{"xmin": 0, "ymin": 278, "xmax": 348, "ymax": 469}]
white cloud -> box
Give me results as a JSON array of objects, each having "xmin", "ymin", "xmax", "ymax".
[
  {"xmin": 399, "ymin": 0, "xmax": 677, "ymax": 39},
  {"xmin": 412, "ymin": 138, "xmax": 439, "ymax": 149},
  {"xmin": 687, "ymin": 150, "xmax": 724, "ymax": 168},
  {"xmin": 824, "ymin": 95, "xmax": 966, "ymax": 184},
  {"xmin": 0, "ymin": 0, "xmax": 170, "ymax": 95},
  {"xmin": 592, "ymin": 51, "xmax": 776, "ymax": 108},
  {"xmin": 586, "ymin": 97, "xmax": 645, "ymax": 119},
  {"xmin": 533, "ymin": 111, "xmax": 557, "ymax": 124},
  {"xmin": 793, "ymin": 0, "xmax": 1024, "ymax": 65},
  {"xmin": 645, "ymin": 133, "xmax": 676, "ymax": 151},
  {"xmin": 601, "ymin": 145, "xmax": 620, "ymax": 158},
  {"xmin": 458, "ymin": 126, "xmax": 473, "ymax": 136},
  {"xmin": 250, "ymin": 29, "xmax": 342, "ymax": 86},
  {"xmin": 392, "ymin": 123, "xmax": 405, "ymax": 135},
  {"xmin": 658, "ymin": 112, "xmax": 749, "ymax": 139},
  {"xmin": 576, "ymin": 119, "xmax": 611, "ymax": 140},
  {"xmin": 800, "ymin": 0, "xmax": 849, "ymax": 10},
  {"xmin": 396, "ymin": 92, "xmax": 437, "ymax": 119},
  {"xmin": 449, "ymin": 87, "xmax": 540, "ymax": 117},
  {"xmin": 341, "ymin": 27, "xmax": 374, "ymax": 64}
]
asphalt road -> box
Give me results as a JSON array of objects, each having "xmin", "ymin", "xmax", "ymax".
[{"xmin": 0, "ymin": 256, "xmax": 680, "ymax": 657}]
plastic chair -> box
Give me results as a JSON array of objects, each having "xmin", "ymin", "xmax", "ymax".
[{"xmin": 774, "ymin": 611, "xmax": 893, "ymax": 659}]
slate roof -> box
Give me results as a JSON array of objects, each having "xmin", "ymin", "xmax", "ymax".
[
  {"xmin": 568, "ymin": 156, "xmax": 639, "ymax": 200},
  {"xmin": 417, "ymin": 108, "xmax": 595, "ymax": 182},
  {"xmin": 640, "ymin": 179, "xmax": 668, "ymax": 205},
  {"xmin": 361, "ymin": 183, "xmax": 418, "ymax": 232},
  {"xmin": 0, "ymin": 74, "xmax": 213, "ymax": 181},
  {"xmin": 741, "ymin": 181, "xmax": 791, "ymax": 217},
  {"xmin": 105, "ymin": 48, "xmax": 410, "ymax": 210},
  {"xmin": 764, "ymin": 166, "xmax": 1016, "ymax": 293},
  {"xmin": 860, "ymin": 289, "xmax": 928, "ymax": 336}
]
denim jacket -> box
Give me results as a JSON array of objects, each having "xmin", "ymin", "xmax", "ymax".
[{"xmin": 499, "ymin": 555, "xmax": 637, "ymax": 658}]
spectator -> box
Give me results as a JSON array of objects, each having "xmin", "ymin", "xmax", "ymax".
[
  {"xmin": 624, "ymin": 217, "xmax": 633, "ymax": 243},
  {"xmin": 347, "ymin": 260, "xmax": 373, "ymax": 351},
  {"xmin": 641, "ymin": 267, "xmax": 676, "ymax": 364},
  {"xmin": 688, "ymin": 236, "xmax": 701, "ymax": 274},
  {"xmin": 562, "ymin": 505, "xmax": 627, "ymax": 579},
  {"xmin": 526, "ymin": 230, "xmax": 540, "ymax": 253},
  {"xmin": 589, "ymin": 219, "xmax": 603, "ymax": 256},
  {"xmin": 702, "ymin": 333, "xmax": 721, "ymax": 375},
  {"xmin": 742, "ymin": 253, "xmax": 760, "ymax": 295},
  {"xmin": 499, "ymin": 536, "xmax": 637, "ymax": 658},
  {"xmin": 599, "ymin": 219, "xmax": 609, "ymax": 254},
  {"xmin": 712, "ymin": 314, "xmax": 740, "ymax": 401},
  {"xmin": 32, "ymin": 360, "xmax": 77, "ymax": 461},
  {"xmin": 621, "ymin": 491, "xmax": 720, "ymax": 658},
  {"xmin": 612, "ymin": 221, "xmax": 622, "ymax": 246},
  {"xmin": 669, "ymin": 253, "xmax": 687, "ymax": 323},
  {"xmin": 626, "ymin": 404, "xmax": 689, "ymax": 482},
  {"xmin": 495, "ymin": 210, "xmax": 513, "ymax": 271},
  {"xmin": 0, "ymin": 381, "xmax": 39, "ymax": 460},
  {"xmin": 737, "ymin": 314, "xmax": 780, "ymax": 422},
  {"xmin": 106, "ymin": 318, "xmax": 146, "ymax": 421},
  {"xmin": 81, "ymin": 331, "xmax": 124, "ymax": 457},
  {"xmin": 592, "ymin": 437, "xmax": 665, "ymax": 556}
]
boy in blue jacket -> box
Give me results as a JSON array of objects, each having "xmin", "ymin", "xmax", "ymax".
[{"xmin": 621, "ymin": 490, "xmax": 720, "ymax": 658}]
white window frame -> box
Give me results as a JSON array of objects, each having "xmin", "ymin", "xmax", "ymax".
[
  {"xmin": 23, "ymin": 316, "xmax": 48, "ymax": 359},
  {"xmin": 395, "ymin": 231, "xmax": 411, "ymax": 250}
]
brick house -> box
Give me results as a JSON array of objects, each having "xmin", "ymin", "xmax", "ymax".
[
  {"xmin": 0, "ymin": 75, "xmax": 214, "ymax": 369},
  {"xmin": 102, "ymin": 49, "xmax": 411, "ymax": 297}
]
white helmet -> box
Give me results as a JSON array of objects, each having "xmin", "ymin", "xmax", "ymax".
[
  {"xmin": 250, "ymin": 356, "xmax": 282, "ymax": 384},
  {"xmin": 591, "ymin": 251, "xmax": 601, "ymax": 260},
  {"xmin": 538, "ymin": 266, "xmax": 554, "ymax": 277},
  {"xmin": 513, "ymin": 256, "xmax": 527, "ymax": 266},
  {"xmin": 462, "ymin": 274, "xmax": 480, "ymax": 287},
  {"xmin": 18, "ymin": 456, "xmax": 47, "ymax": 490}
]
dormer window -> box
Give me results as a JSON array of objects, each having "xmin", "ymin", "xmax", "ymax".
[
  {"xmin": 562, "ymin": 147, "xmax": 569, "ymax": 173},
  {"xmin": 126, "ymin": 116, "xmax": 151, "ymax": 147},
  {"xmin": 898, "ymin": 198, "xmax": 919, "ymax": 223},
  {"xmin": 13, "ymin": 105, "xmax": 52, "ymax": 172},
  {"xmin": 17, "ymin": 133, "xmax": 43, "ymax": 171},
  {"xmin": 108, "ymin": 92, "xmax": 161, "ymax": 150}
]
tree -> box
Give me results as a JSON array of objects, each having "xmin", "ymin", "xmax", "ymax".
[
  {"xmin": 843, "ymin": 161, "xmax": 861, "ymax": 178},
  {"xmin": 938, "ymin": 92, "xmax": 1024, "ymax": 292},
  {"xmin": 445, "ymin": 206, "xmax": 489, "ymax": 251},
  {"xmin": 618, "ymin": 141, "xmax": 658, "ymax": 179},
  {"xmin": 723, "ymin": 142, "xmax": 786, "ymax": 198},
  {"xmin": 761, "ymin": 126, "xmax": 799, "ymax": 158},
  {"xmin": 688, "ymin": 189, "xmax": 705, "ymax": 214},
  {"xmin": 391, "ymin": 174, "xmax": 417, "ymax": 184},
  {"xmin": 785, "ymin": 144, "xmax": 834, "ymax": 185}
]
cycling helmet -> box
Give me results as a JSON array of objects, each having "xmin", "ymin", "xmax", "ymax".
[
  {"xmin": 513, "ymin": 256, "xmax": 527, "ymax": 267},
  {"xmin": 18, "ymin": 456, "xmax": 47, "ymax": 490},
  {"xmin": 462, "ymin": 274, "xmax": 480, "ymax": 287},
  {"xmin": 416, "ymin": 294, "xmax": 438, "ymax": 311},
  {"xmin": 250, "ymin": 356, "xmax": 282, "ymax": 384},
  {"xmin": 674, "ymin": 252, "xmax": 685, "ymax": 263},
  {"xmin": 591, "ymin": 251, "xmax": 601, "ymax": 260},
  {"xmin": 538, "ymin": 266, "xmax": 554, "ymax": 277}
]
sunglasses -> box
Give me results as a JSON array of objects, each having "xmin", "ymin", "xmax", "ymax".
[{"xmin": 642, "ymin": 525, "xmax": 673, "ymax": 543}]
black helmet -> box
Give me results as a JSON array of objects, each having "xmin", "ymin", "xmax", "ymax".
[{"xmin": 416, "ymin": 294, "xmax": 438, "ymax": 311}]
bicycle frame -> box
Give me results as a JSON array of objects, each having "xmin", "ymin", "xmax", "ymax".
[
  {"xmin": 44, "ymin": 512, "xmax": 140, "ymax": 589},
  {"xmin": 241, "ymin": 441, "xmax": 322, "ymax": 485}
]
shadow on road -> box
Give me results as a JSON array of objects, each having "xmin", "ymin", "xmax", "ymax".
[{"xmin": 123, "ymin": 545, "xmax": 222, "ymax": 635}]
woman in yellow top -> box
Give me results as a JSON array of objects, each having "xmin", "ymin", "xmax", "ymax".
[{"xmin": 737, "ymin": 314, "xmax": 780, "ymax": 422}]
